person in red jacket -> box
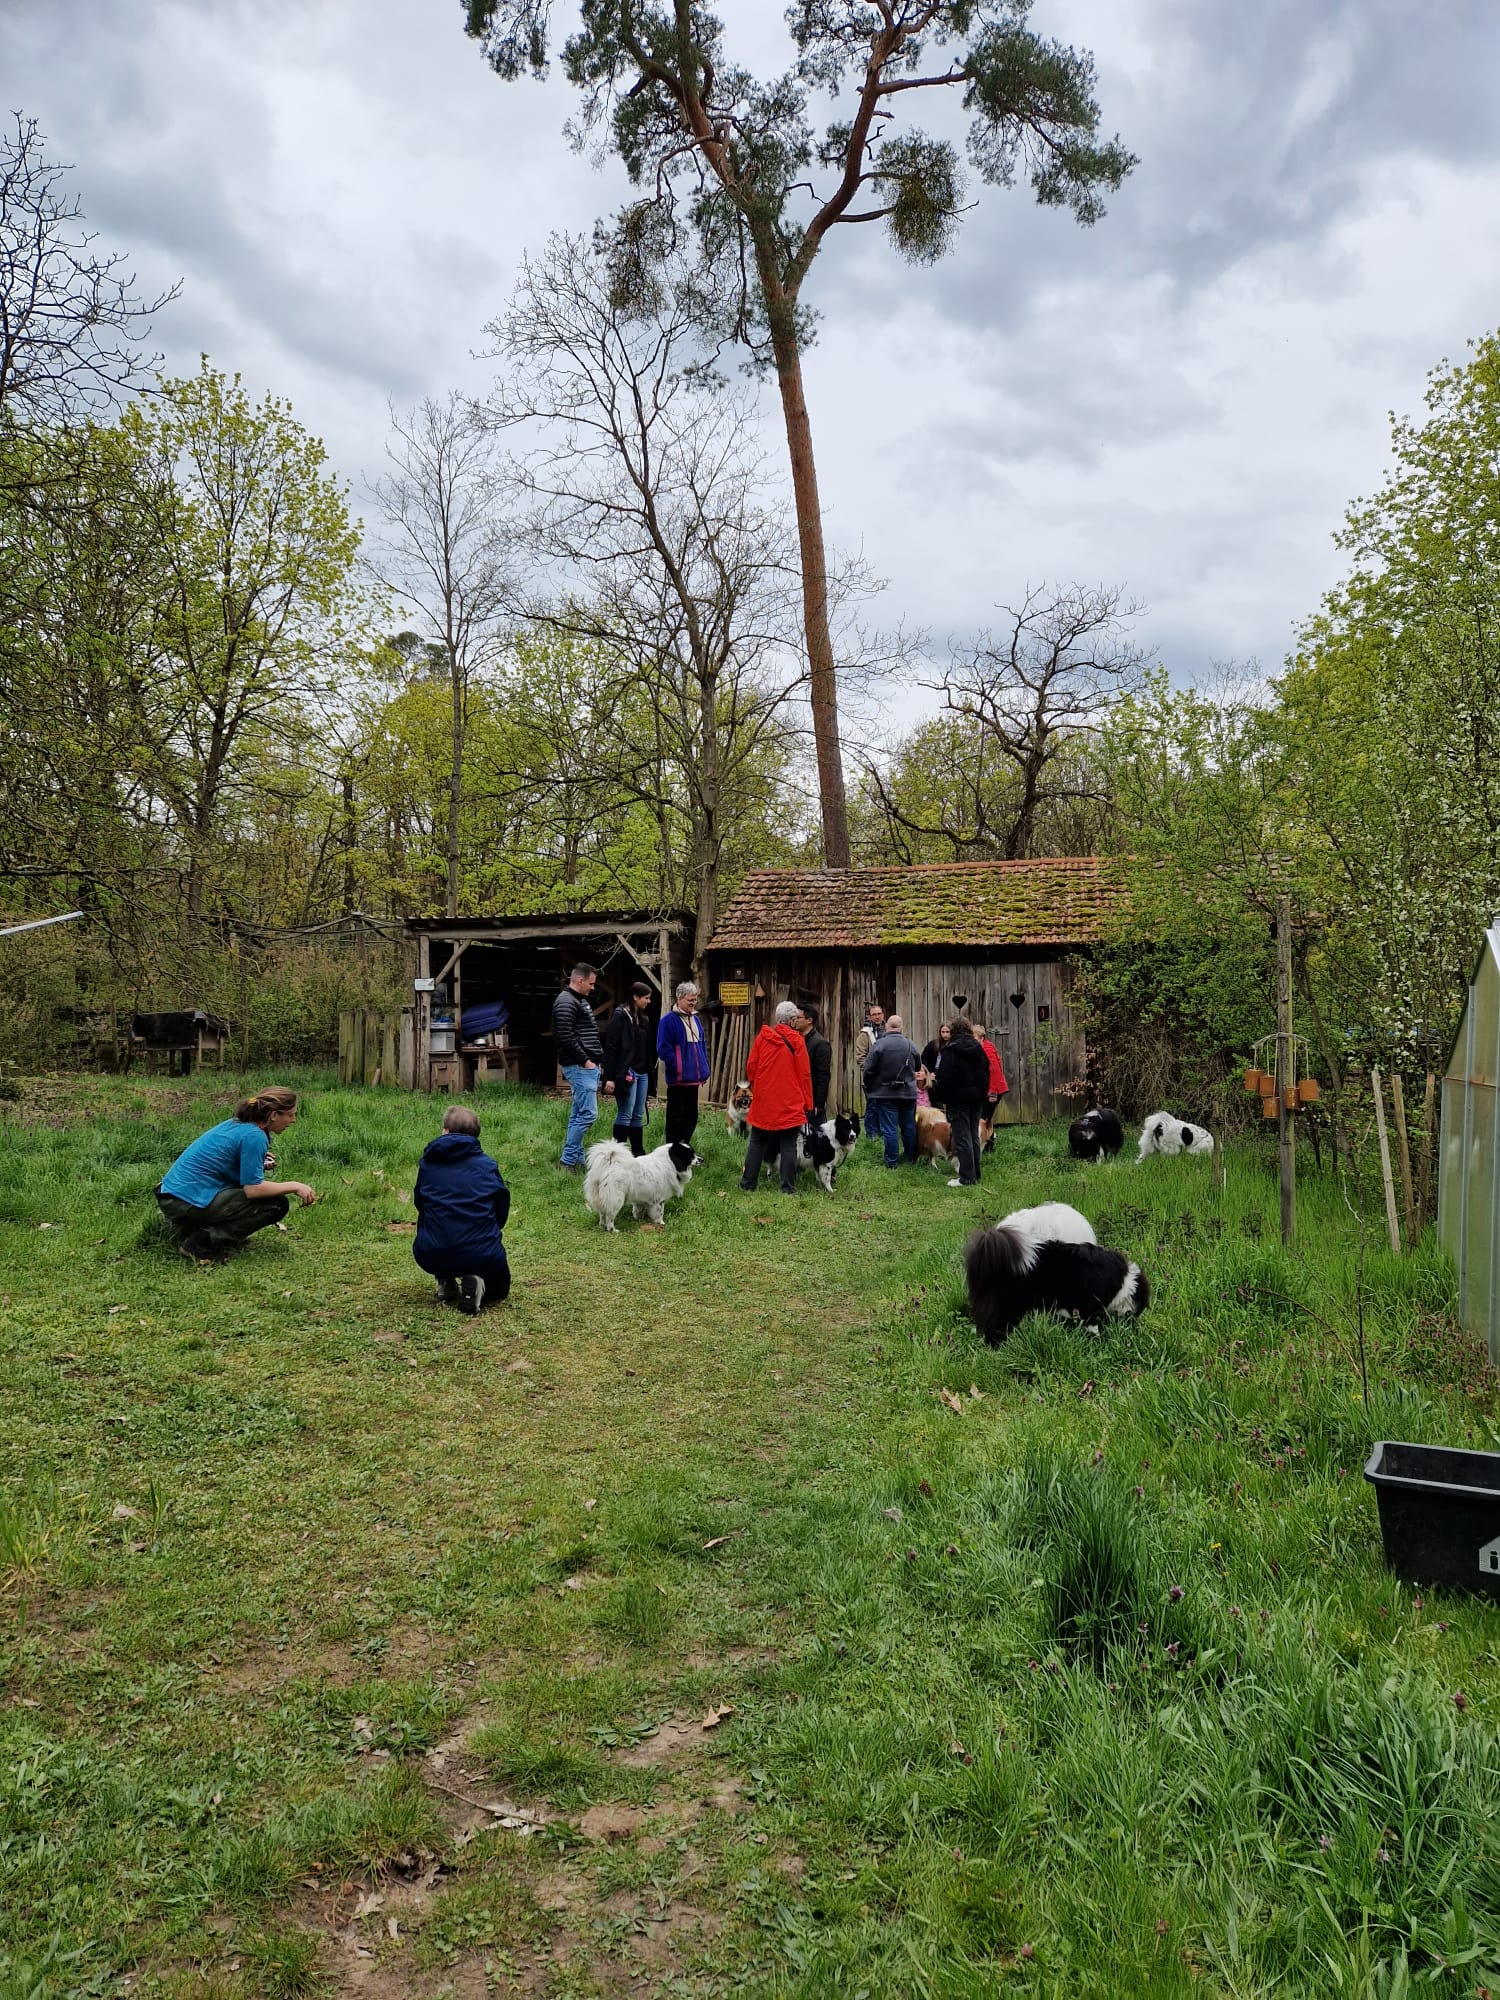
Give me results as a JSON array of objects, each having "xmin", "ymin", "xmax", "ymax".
[
  {"xmin": 975, "ymin": 1022, "xmax": 1009, "ymax": 1147},
  {"xmin": 739, "ymin": 1000, "xmax": 815, "ymax": 1196}
]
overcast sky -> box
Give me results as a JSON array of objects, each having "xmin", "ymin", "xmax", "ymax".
[{"xmin": 8, "ymin": 0, "xmax": 1500, "ymax": 701}]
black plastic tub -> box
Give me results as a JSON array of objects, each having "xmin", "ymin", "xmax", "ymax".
[{"xmin": 1364, "ymin": 1441, "xmax": 1500, "ymax": 1601}]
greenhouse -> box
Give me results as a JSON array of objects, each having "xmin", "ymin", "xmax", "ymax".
[{"xmin": 1439, "ymin": 918, "xmax": 1500, "ymax": 1362}]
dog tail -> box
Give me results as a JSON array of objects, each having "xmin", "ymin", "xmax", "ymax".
[
  {"xmin": 583, "ymin": 1138, "xmax": 631, "ymax": 1198},
  {"xmin": 964, "ymin": 1223, "xmax": 1035, "ymax": 1341}
]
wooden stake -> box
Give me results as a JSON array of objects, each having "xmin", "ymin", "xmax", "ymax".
[
  {"xmin": 1390, "ymin": 1072, "xmax": 1416, "ymax": 1246},
  {"xmin": 1276, "ymin": 894, "xmax": 1295, "ymax": 1246},
  {"xmin": 1371, "ymin": 1066, "xmax": 1402, "ymax": 1253},
  {"xmin": 1212, "ymin": 1129, "xmax": 1225, "ymax": 1193},
  {"xmin": 1416, "ymin": 1072, "xmax": 1436, "ymax": 1234}
]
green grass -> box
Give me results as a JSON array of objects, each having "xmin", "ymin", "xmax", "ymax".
[{"xmin": 2, "ymin": 1071, "xmax": 1498, "ymax": 1997}]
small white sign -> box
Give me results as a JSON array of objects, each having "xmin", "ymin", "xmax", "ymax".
[
  {"xmin": 1480, "ymin": 1535, "xmax": 1500, "ymax": 1577},
  {"xmin": 413, "ymin": 978, "xmax": 436, "ymax": 993}
]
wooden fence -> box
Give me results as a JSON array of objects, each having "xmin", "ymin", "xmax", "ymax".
[{"xmin": 337, "ymin": 1007, "xmax": 414, "ymax": 1088}]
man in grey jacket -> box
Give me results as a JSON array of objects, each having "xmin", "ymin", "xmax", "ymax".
[{"xmin": 862, "ymin": 1012, "xmax": 921, "ymax": 1168}]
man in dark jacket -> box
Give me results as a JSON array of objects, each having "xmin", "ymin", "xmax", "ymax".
[
  {"xmin": 795, "ymin": 1001, "xmax": 832, "ymax": 1123},
  {"xmin": 553, "ymin": 962, "xmax": 604, "ymax": 1170},
  {"xmin": 412, "ymin": 1105, "xmax": 511, "ymax": 1313},
  {"xmin": 930, "ymin": 1017, "xmax": 990, "ymax": 1187},
  {"xmin": 862, "ymin": 1012, "xmax": 921, "ymax": 1168},
  {"xmin": 604, "ymin": 981, "xmax": 656, "ymax": 1156}
]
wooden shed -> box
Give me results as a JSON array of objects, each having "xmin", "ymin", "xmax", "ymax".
[
  {"xmin": 704, "ymin": 860, "xmax": 1125, "ymax": 1121},
  {"xmin": 402, "ymin": 909, "xmax": 696, "ymax": 1093}
]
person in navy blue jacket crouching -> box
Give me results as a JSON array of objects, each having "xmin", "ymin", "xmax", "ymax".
[{"xmin": 413, "ymin": 1105, "xmax": 511, "ymax": 1314}]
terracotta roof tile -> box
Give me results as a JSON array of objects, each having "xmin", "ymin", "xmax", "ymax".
[{"xmin": 708, "ymin": 859, "xmax": 1125, "ymax": 952}]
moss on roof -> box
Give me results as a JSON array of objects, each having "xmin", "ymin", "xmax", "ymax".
[{"xmin": 708, "ymin": 859, "xmax": 1125, "ymax": 952}]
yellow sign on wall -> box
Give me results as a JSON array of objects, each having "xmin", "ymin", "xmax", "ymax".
[{"xmin": 718, "ymin": 981, "xmax": 751, "ymax": 1007}]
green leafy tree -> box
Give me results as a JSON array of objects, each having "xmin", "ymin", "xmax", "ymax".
[{"xmin": 461, "ymin": 0, "xmax": 1134, "ymax": 867}]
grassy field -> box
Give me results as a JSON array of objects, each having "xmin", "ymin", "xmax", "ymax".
[{"xmin": 2, "ymin": 1071, "xmax": 1498, "ymax": 2000}]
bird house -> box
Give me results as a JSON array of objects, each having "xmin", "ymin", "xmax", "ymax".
[{"xmin": 1297, "ymin": 1077, "xmax": 1320, "ymax": 1104}]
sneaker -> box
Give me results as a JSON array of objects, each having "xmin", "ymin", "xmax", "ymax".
[
  {"xmin": 946, "ymin": 1177, "xmax": 963, "ymax": 1188},
  {"xmin": 458, "ymin": 1272, "xmax": 485, "ymax": 1315},
  {"xmin": 557, "ymin": 1160, "xmax": 583, "ymax": 1174},
  {"xmin": 179, "ymin": 1230, "xmax": 213, "ymax": 1261}
]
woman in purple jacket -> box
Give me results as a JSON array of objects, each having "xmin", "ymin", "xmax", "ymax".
[{"xmin": 655, "ymin": 981, "xmax": 710, "ymax": 1144}]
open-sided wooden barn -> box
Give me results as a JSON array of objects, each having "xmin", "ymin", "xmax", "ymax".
[{"xmin": 704, "ymin": 859, "xmax": 1125, "ymax": 1121}]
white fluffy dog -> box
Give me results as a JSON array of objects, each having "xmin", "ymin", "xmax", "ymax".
[
  {"xmin": 1136, "ymin": 1112, "xmax": 1215, "ymax": 1161},
  {"xmin": 584, "ymin": 1138, "xmax": 702, "ymax": 1231}
]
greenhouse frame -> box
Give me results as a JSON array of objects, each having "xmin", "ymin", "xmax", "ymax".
[{"xmin": 1439, "ymin": 919, "xmax": 1500, "ymax": 1363}]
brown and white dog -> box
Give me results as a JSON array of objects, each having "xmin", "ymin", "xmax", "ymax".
[
  {"xmin": 726, "ymin": 1082, "xmax": 753, "ymax": 1137},
  {"xmin": 915, "ymin": 1105, "xmax": 992, "ymax": 1165}
]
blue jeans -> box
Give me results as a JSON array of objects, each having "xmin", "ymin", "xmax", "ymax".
[
  {"xmin": 618, "ymin": 1071, "xmax": 649, "ymax": 1129},
  {"xmin": 560, "ymin": 1063, "xmax": 600, "ymax": 1164},
  {"xmin": 872, "ymin": 1099, "xmax": 917, "ymax": 1167}
]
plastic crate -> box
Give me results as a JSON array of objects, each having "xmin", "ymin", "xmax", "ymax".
[{"xmin": 1364, "ymin": 1440, "xmax": 1500, "ymax": 1601}]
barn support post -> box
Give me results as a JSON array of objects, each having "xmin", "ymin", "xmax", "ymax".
[{"xmin": 1276, "ymin": 896, "xmax": 1295, "ymax": 1246}]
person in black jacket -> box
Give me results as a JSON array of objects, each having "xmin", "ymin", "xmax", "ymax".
[
  {"xmin": 931, "ymin": 1017, "xmax": 990, "ymax": 1188},
  {"xmin": 795, "ymin": 1001, "xmax": 832, "ymax": 1123},
  {"xmin": 553, "ymin": 962, "xmax": 604, "ymax": 1170},
  {"xmin": 412, "ymin": 1105, "xmax": 511, "ymax": 1313},
  {"xmin": 604, "ymin": 981, "xmax": 656, "ymax": 1156}
]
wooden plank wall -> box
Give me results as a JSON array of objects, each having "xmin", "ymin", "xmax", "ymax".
[{"xmin": 705, "ymin": 952, "xmax": 1083, "ymax": 1121}]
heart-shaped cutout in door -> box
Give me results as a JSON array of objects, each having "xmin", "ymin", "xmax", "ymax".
[
  {"xmin": 1009, "ymin": 991, "xmax": 1026, "ymax": 1009},
  {"xmin": 951, "ymin": 993, "xmax": 967, "ymax": 1011}
]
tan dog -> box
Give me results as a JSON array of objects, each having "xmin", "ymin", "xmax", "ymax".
[
  {"xmin": 726, "ymin": 1081, "xmax": 752, "ymax": 1137},
  {"xmin": 916, "ymin": 1104, "xmax": 993, "ymax": 1164}
]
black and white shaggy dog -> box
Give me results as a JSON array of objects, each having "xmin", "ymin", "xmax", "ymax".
[
  {"xmin": 1136, "ymin": 1112, "xmax": 1215, "ymax": 1161},
  {"xmin": 796, "ymin": 1112, "xmax": 861, "ymax": 1192},
  {"xmin": 963, "ymin": 1200, "xmax": 1149, "ymax": 1344},
  {"xmin": 1068, "ymin": 1107, "xmax": 1124, "ymax": 1161},
  {"xmin": 584, "ymin": 1138, "xmax": 702, "ymax": 1231}
]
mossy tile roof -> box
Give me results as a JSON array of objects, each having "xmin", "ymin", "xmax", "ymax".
[{"xmin": 708, "ymin": 859, "xmax": 1125, "ymax": 951}]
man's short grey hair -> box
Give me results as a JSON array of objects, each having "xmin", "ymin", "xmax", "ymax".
[
  {"xmin": 886, "ymin": 1014, "xmax": 904, "ymax": 1033},
  {"xmin": 675, "ymin": 981, "xmax": 698, "ymax": 1001},
  {"xmin": 773, "ymin": 999, "xmax": 800, "ymax": 1026}
]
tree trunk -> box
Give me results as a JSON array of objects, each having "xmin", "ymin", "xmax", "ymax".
[
  {"xmin": 446, "ymin": 651, "xmax": 462, "ymax": 920},
  {"xmin": 761, "ymin": 273, "xmax": 851, "ymax": 868}
]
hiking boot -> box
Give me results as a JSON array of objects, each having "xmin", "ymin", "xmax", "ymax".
[
  {"xmin": 459, "ymin": 1273, "xmax": 485, "ymax": 1315},
  {"xmin": 435, "ymin": 1277, "xmax": 459, "ymax": 1305},
  {"xmin": 179, "ymin": 1230, "xmax": 214, "ymax": 1261}
]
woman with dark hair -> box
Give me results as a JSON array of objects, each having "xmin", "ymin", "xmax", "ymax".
[
  {"xmin": 156, "ymin": 1085, "xmax": 316, "ymax": 1261},
  {"xmin": 604, "ymin": 981, "xmax": 656, "ymax": 1156},
  {"xmin": 930, "ymin": 1019, "xmax": 989, "ymax": 1188}
]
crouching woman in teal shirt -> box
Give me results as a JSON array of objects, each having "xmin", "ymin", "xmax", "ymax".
[{"xmin": 157, "ymin": 1085, "xmax": 316, "ymax": 1262}]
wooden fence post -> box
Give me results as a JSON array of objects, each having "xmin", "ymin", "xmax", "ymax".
[
  {"xmin": 1415, "ymin": 1072, "xmax": 1436, "ymax": 1234},
  {"xmin": 1390, "ymin": 1072, "xmax": 1416, "ymax": 1246},
  {"xmin": 1371, "ymin": 1066, "xmax": 1403, "ymax": 1253}
]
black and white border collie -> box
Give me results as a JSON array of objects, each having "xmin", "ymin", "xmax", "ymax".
[
  {"xmin": 584, "ymin": 1138, "xmax": 702, "ymax": 1230},
  {"xmin": 963, "ymin": 1200, "xmax": 1149, "ymax": 1344},
  {"xmin": 797, "ymin": 1113, "xmax": 860, "ymax": 1192},
  {"xmin": 1136, "ymin": 1112, "xmax": 1215, "ymax": 1161},
  {"xmin": 1068, "ymin": 1107, "xmax": 1124, "ymax": 1161}
]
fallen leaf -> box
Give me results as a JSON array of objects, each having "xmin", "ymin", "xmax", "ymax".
[
  {"xmin": 386, "ymin": 1916, "xmax": 400, "ymax": 1941},
  {"xmin": 939, "ymin": 1388, "xmax": 965, "ymax": 1416},
  {"xmin": 700, "ymin": 1703, "xmax": 734, "ymax": 1730},
  {"xmin": 282, "ymin": 1290, "xmax": 292, "ymax": 1299},
  {"xmin": 340, "ymin": 1175, "xmax": 355, "ymax": 1185},
  {"xmin": 395, "ymin": 1188, "xmax": 411, "ymax": 1204},
  {"xmin": 111, "ymin": 1502, "xmax": 140, "ymax": 1519},
  {"xmin": 37, "ymin": 1221, "xmax": 58, "ymax": 1230},
  {"xmin": 353, "ymin": 1889, "xmax": 385, "ymax": 1919},
  {"xmin": 275, "ymin": 1222, "xmax": 289, "ymax": 1233},
  {"xmin": 504, "ymin": 1358, "xmax": 533, "ymax": 1373},
  {"xmin": 702, "ymin": 1534, "xmax": 729, "ymax": 1549},
  {"xmin": 583, "ymin": 1497, "xmax": 597, "ymax": 1511},
  {"xmin": 107, "ymin": 1305, "xmax": 125, "ymax": 1316},
  {"xmin": 968, "ymin": 1384, "xmax": 986, "ymax": 1400},
  {"xmin": 385, "ymin": 1221, "xmax": 416, "ymax": 1234},
  {"xmin": 351, "ymin": 1715, "xmax": 373, "ymax": 1741},
  {"xmin": 882, "ymin": 1506, "xmax": 903, "ymax": 1522},
  {"xmin": 562, "ymin": 1575, "xmax": 586, "ymax": 1590}
]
